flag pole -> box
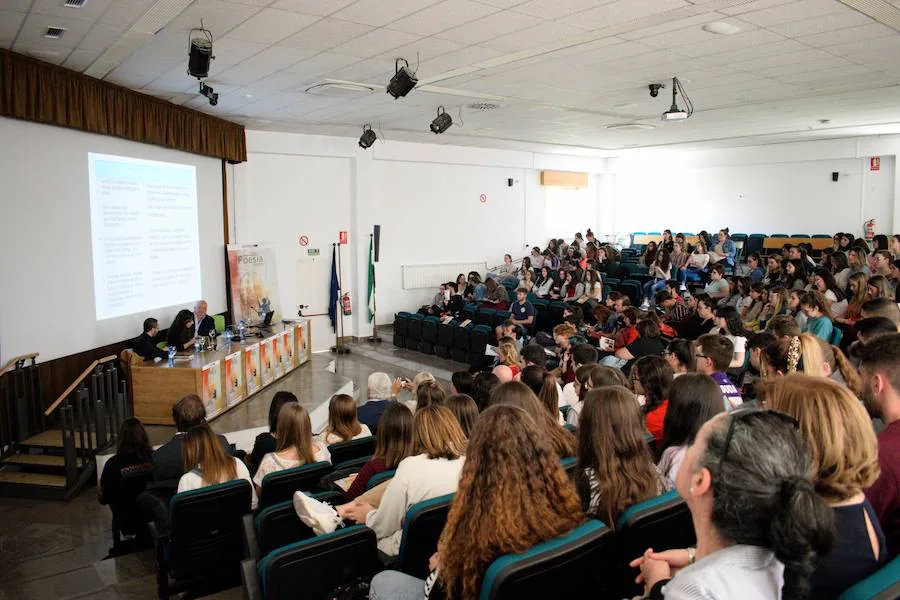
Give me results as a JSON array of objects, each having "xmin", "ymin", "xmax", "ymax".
[
  {"xmin": 331, "ymin": 241, "xmax": 351, "ymax": 355},
  {"xmin": 367, "ymin": 233, "xmax": 382, "ymax": 343}
]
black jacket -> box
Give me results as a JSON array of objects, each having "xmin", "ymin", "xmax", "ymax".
[
  {"xmin": 133, "ymin": 332, "xmax": 167, "ymax": 361},
  {"xmin": 149, "ymin": 432, "xmax": 232, "ymax": 499},
  {"xmin": 195, "ymin": 314, "xmax": 216, "ymax": 337}
]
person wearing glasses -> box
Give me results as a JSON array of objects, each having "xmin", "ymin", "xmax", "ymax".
[
  {"xmin": 694, "ymin": 334, "xmax": 742, "ymax": 411},
  {"xmin": 630, "ymin": 408, "xmax": 834, "ymax": 600}
]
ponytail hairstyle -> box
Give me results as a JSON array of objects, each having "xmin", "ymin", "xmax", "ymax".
[
  {"xmin": 519, "ymin": 365, "xmax": 560, "ymax": 421},
  {"xmin": 799, "ymin": 290, "xmax": 832, "ymax": 320},
  {"xmin": 698, "ymin": 410, "xmax": 834, "ymax": 600},
  {"xmin": 815, "ymin": 339, "xmax": 862, "ymax": 394},
  {"xmin": 714, "ymin": 305, "xmax": 751, "ymax": 338},
  {"xmin": 760, "ymin": 334, "xmax": 825, "ymax": 378}
]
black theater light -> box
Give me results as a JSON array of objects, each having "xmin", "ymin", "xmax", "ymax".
[
  {"xmin": 429, "ymin": 106, "xmax": 452, "ymax": 134},
  {"xmin": 187, "ymin": 26, "xmax": 214, "ymax": 79},
  {"xmin": 359, "ymin": 124, "xmax": 377, "ymax": 149},
  {"xmin": 386, "ymin": 58, "xmax": 417, "ymax": 99}
]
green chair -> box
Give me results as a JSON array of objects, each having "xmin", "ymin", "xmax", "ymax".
[{"xmin": 213, "ymin": 314, "xmax": 226, "ymax": 334}]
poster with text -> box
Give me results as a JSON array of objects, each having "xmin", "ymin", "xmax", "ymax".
[
  {"xmin": 271, "ymin": 335, "xmax": 284, "ymax": 379},
  {"xmin": 296, "ymin": 320, "xmax": 310, "ymax": 365},
  {"xmin": 224, "ymin": 351, "xmax": 245, "ymax": 407},
  {"xmin": 281, "ymin": 330, "xmax": 294, "ymax": 373},
  {"xmin": 260, "ymin": 337, "xmax": 274, "ymax": 386},
  {"xmin": 226, "ymin": 243, "xmax": 281, "ymax": 326},
  {"xmin": 202, "ymin": 360, "xmax": 223, "ymax": 418},
  {"xmin": 245, "ymin": 343, "xmax": 261, "ymax": 395}
]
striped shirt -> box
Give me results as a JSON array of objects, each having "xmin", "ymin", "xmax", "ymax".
[{"xmin": 657, "ymin": 545, "xmax": 784, "ymax": 599}]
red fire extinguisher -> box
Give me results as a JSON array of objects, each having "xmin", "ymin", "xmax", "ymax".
[
  {"xmin": 864, "ymin": 219, "xmax": 876, "ymax": 242},
  {"xmin": 341, "ymin": 293, "xmax": 352, "ymax": 316}
]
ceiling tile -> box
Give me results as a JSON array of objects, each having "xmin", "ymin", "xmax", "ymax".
[
  {"xmin": 511, "ymin": 0, "xmax": 613, "ymax": 19},
  {"xmin": 31, "ymin": 0, "xmax": 112, "ymax": 22},
  {"xmin": 478, "ymin": 20, "xmax": 586, "ymax": 52},
  {"xmin": 416, "ymin": 44, "xmax": 505, "ymax": 74},
  {"xmin": 387, "ymin": 0, "xmax": 501, "ymax": 36},
  {"xmin": 559, "ymin": 0, "xmax": 690, "ymax": 30},
  {"xmin": 434, "ymin": 10, "xmax": 542, "ymax": 45},
  {"xmin": 200, "ymin": 37, "xmax": 268, "ymax": 69},
  {"xmin": 0, "ymin": 10, "xmax": 26, "ymax": 45},
  {"xmin": 797, "ymin": 23, "xmax": 898, "ymax": 48},
  {"xmin": 106, "ymin": 55, "xmax": 180, "ymax": 88},
  {"xmin": 719, "ymin": 0, "xmax": 801, "ymax": 15},
  {"xmin": 736, "ymin": 0, "xmax": 847, "ymax": 28},
  {"xmin": 767, "ymin": 9, "xmax": 873, "ymax": 37},
  {"xmin": 270, "ymin": 0, "xmax": 357, "ymax": 16},
  {"xmin": 165, "ymin": 0, "xmax": 263, "ymax": 35},
  {"xmin": 676, "ymin": 28, "xmax": 786, "ymax": 58},
  {"xmin": 729, "ymin": 48, "xmax": 831, "ymax": 71},
  {"xmin": 279, "ymin": 18, "xmax": 373, "ymax": 51},
  {"xmin": 62, "ymin": 47, "xmax": 104, "ymax": 71},
  {"xmin": 330, "ymin": 0, "xmax": 443, "ymax": 27},
  {"xmin": 16, "ymin": 11, "xmax": 95, "ymax": 48},
  {"xmin": 225, "ymin": 8, "xmax": 320, "ymax": 43},
  {"xmin": 3, "ymin": 0, "xmax": 33, "ymax": 11},
  {"xmin": 330, "ymin": 27, "xmax": 422, "ymax": 59},
  {"xmin": 98, "ymin": 0, "xmax": 155, "ymax": 27},
  {"xmin": 77, "ymin": 23, "xmax": 129, "ymax": 52},
  {"xmin": 232, "ymin": 44, "xmax": 312, "ymax": 74}
]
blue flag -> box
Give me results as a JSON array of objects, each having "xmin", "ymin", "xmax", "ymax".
[{"xmin": 328, "ymin": 245, "xmax": 339, "ymax": 332}]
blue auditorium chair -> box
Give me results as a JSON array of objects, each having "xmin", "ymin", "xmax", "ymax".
[
  {"xmin": 435, "ymin": 319, "xmax": 456, "ymax": 358},
  {"xmin": 452, "ymin": 322, "xmax": 472, "ymax": 363},
  {"xmin": 395, "ymin": 493, "xmax": 455, "ymax": 579},
  {"xmin": 328, "ymin": 436, "xmax": 376, "ymax": 468},
  {"xmin": 257, "ymin": 462, "xmax": 334, "ymax": 511},
  {"xmin": 406, "ymin": 314, "xmax": 425, "ymax": 351},
  {"xmin": 419, "ymin": 315, "xmax": 440, "ymax": 355}
]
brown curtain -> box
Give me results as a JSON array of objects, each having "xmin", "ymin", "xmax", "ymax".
[{"xmin": 0, "ymin": 49, "xmax": 246, "ymax": 163}]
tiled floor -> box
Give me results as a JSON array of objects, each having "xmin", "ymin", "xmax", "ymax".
[{"xmin": 0, "ymin": 337, "xmax": 464, "ymax": 600}]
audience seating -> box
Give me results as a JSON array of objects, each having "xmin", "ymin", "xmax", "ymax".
[
  {"xmin": 613, "ymin": 490, "xmax": 696, "ymax": 598},
  {"xmin": 406, "ymin": 314, "xmax": 424, "ymax": 351},
  {"xmin": 479, "ymin": 519, "xmax": 614, "ymax": 600},
  {"xmin": 328, "ymin": 437, "xmax": 376, "ymax": 468},
  {"xmin": 366, "ymin": 469, "xmax": 396, "ymax": 490},
  {"xmin": 476, "ymin": 308, "xmax": 496, "ymax": 327},
  {"xmin": 452, "ymin": 322, "xmax": 472, "ymax": 363},
  {"xmin": 549, "ymin": 301, "xmax": 567, "ymax": 327},
  {"xmin": 243, "ymin": 525, "xmax": 379, "ymax": 600},
  {"xmin": 109, "ymin": 466, "xmax": 154, "ymax": 552},
  {"xmin": 435, "ymin": 319, "xmax": 457, "ymax": 358},
  {"xmin": 393, "ymin": 312, "xmax": 410, "ymax": 349},
  {"xmin": 257, "ymin": 462, "xmax": 334, "ymax": 512},
  {"xmin": 244, "ymin": 490, "xmax": 345, "ymax": 561},
  {"xmin": 395, "ymin": 492, "xmax": 455, "ymax": 579},
  {"xmin": 419, "ymin": 315, "xmax": 440, "ymax": 355},
  {"xmin": 469, "ymin": 325, "xmax": 493, "ymax": 370},
  {"xmin": 837, "ymin": 555, "xmax": 900, "ymax": 600},
  {"xmin": 150, "ymin": 480, "xmax": 253, "ymax": 599},
  {"xmin": 619, "ymin": 280, "xmax": 642, "ymax": 306}
]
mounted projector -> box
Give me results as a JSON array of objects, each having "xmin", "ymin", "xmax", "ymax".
[
  {"xmin": 661, "ymin": 109, "xmax": 688, "ymax": 122},
  {"xmin": 187, "ymin": 26, "xmax": 214, "ymax": 79},
  {"xmin": 659, "ymin": 76, "xmax": 693, "ymax": 122},
  {"xmin": 358, "ymin": 124, "xmax": 377, "ymax": 149},
  {"xmin": 386, "ymin": 58, "xmax": 417, "ymax": 99},
  {"xmin": 430, "ymin": 106, "xmax": 452, "ymax": 134}
]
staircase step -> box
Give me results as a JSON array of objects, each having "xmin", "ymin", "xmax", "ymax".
[
  {"xmin": 0, "ymin": 470, "xmax": 67, "ymax": 487},
  {"xmin": 3, "ymin": 454, "xmax": 66, "ymax": 467},
  {"xmin": 20, "ymin": 429, "xmax": 97, "ymax": 449}
]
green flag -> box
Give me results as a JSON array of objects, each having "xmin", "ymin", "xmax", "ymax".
[{"xmin": 367, "ymin": 236, "xmax": 376, "ymax": 322}]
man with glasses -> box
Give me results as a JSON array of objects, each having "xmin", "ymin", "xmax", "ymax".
[{"xmin": 695, "ymin": 334, "xmax": 742, "ymax": 411}]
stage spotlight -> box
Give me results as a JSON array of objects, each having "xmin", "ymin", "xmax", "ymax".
[
  {"xmin": 429, "ymin": 106, "xmax": 452, "ymax": 134},
  {"xmin": 187, "ymin": 26, "xmax": 214, "ymax": 79},
  {"xmin": 386, "ymin": 58, "xmax": 417, "ymax": 99},
  {"xmin": 359, "ymin": 124, "xmax": 377, "ymax": 149}
]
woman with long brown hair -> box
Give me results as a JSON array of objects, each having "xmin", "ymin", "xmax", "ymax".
[
  {"xmin": 344, "ymin": 402, "xmax": 414, "ymax": 499},
  {"xmin": 489, "ymin": 381, "xmax": 576, "ymax": 458},
  {"xmin": 320, "ymin": 393, "xmax": 371, "ymax": 445},
  {"xmin": 369, "ymin": 404, "xmax": 585, "ymax": 600},
  {"xmin": 519, "ymin": 365, "xmax": 564, "ymax": 425},
  {"xmin": 177, "ymin": 423, "xmax": 257, "ymax": 509},
  {"xmin": 577, "ymin": 386, "xmax": 661, "ymax": 524},
  {"xmin": 252, "ymin": 404, "xmax": 329, "ymax": 488},
  {"xmin": 836, "ymin": 271, "xmax": 869, "ymax": 325}
]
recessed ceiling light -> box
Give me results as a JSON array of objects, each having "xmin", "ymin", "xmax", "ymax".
[
  {"xmin": 606, "ymin": 123, "xmax": 656, "ymax": 131},
  {"xmin": 703, "ymin": 22, "xmax": 741, "ymax": 35}
]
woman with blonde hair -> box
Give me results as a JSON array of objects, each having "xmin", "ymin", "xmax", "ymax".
[
  {"xmin": 496, "ymin": 342, "xmax": 522, "ymax": 378},
  {"xmin": 253, "ymin": 404, "xmax": 329, "ymax": 488},
  {"xmin": 320, "ymin": 393, "xmax": 371, "ymax": 445},
  {"xmin": 836, "ymin": 272, "xmax": 869, "ymax": 325},
  {"xmin": 178, "ymin": 424, "xmax": 257, "ymax": 509},
  {"xmin": 815, "ymin": 338, "xmax": 861, "ymax": 394},
  {"xmin": 765, "ymin": 375, "xmax": 886, "ymax": 598},
  {"xmin": 760, "ymin": 333, "xmax": 826, "ymax": 379},
  {"xmin": 867, "ymin": 274, "xmax": 894, "ymax": 301},
  {"xmin": 370, "ymin": 404, "xmax": 585, "ymax": 600},
  {"xmin": 577, "ymin": 386, "xmax": 661, "ymax": 524}
]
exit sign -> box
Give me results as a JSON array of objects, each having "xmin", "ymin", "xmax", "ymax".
[{"xmin": 307, "ymin": 248, "xmax": 320, "ymax": 256}]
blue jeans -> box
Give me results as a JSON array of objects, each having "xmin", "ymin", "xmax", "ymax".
[
  {"xmin": 600, "ymin": 355, "xmax": 627, "ymax": 369},
  {"xmin": 643, "ymin": 279, "xmax": 667, "ymax": 302},
  {"xmin": 681, "ymin": 267, "xmax": 706, "ymax": 285},
  {"xmin": 370, "ymin": 571, "xmax": 426, "ymax": 600}
]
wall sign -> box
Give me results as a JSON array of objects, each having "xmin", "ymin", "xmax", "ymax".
[
  {"xmin": 871, "ymin": 157, "xmax": 881, "ymax": 171},
  {"xmin": 339, "ymin": 231, "xmax": 348, "ymax": 244},
  {"xmin": 479, "ymin": 194, "xmax": 487, "ymax": 203},
  {"xmin": 298, "ymin": 235, "xmax": 309, "ymax": 246},
  {"xmin": 307, "ymin": 248, "xmax": 320, "ymax": 256}
]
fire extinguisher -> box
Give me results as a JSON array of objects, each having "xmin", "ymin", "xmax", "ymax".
[
  {"xmin": 864, "ymin": 219, "xmax": 876, "ymax": 242},
  {"xmin": 341, "ymin": 293, "xmax": 352, "ymax": 315}
]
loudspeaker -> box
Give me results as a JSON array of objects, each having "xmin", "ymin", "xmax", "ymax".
[
  {"xmin": 373, "ymin": 224, "xmax": 381, "ymax": 263},
  {"xmin": 832, "ymin": 172, "xmax": 839, "ymax": 182},
  {"xmin": 507, "ymin": 178, "xmax": 514, "ymax": 187}
]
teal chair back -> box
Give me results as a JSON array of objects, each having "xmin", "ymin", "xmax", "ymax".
[{"xmin": 837, "ymin": 554, "xmax": 900, "ymax": 600}]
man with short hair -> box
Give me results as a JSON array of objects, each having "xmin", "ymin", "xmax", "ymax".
[
  {"xmin": 133, "ymin": 318, "xmax": 167, "ymax": 360},
  {"xmin": 695, "ymin": 334, "xmax": 742, "ymax": 411},
  {"xmin": 856, "ymin": 316, "xmax": 899, "ymax": 344},
  {"xmin": 861, "ymin": 298, "xmax": 900, "ymax": 324},
  {"xmin": 520, "ymin": 344, "xmax": 548, "ymax": 368},
  {"xmin": 359, "ymin": 372, "xmax": 394, "ymax": 434},
  {"xmin": 510, "ymin": 287, "xmax": 534, "ymax": 329},
  {"xmin": 857, "ymin": 333, "xmax": 900, "ymax": 558},
  {"xmin": 194, "ymin": 300, "xmax": 216, "ymax": 337}
]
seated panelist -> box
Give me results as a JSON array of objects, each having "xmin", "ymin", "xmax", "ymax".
[
  {"xmin": 132, "ymin": 318, "xmax": 167, "ymax": 361},
  {"xmin": 166, "ymin": 309, "xmax": 195, "ymax": 352},
  {"xmin": 193, "ymin": 300, "xmax": 216, "ymax": 337}
]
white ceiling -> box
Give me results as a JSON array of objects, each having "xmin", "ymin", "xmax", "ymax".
[{"xmin": 5, "ymin": 0, "xmax": 900, "ymax": 152}]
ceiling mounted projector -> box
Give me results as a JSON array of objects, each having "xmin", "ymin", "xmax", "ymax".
[
  {"xmin": 386, "ymin": 58, "xmax": 417, "ymax": 99},
  {"xmin": 430, "ymin": 106, "xmax": 452, "ymax": 134},
  {"xmin": 187, "ymin": 26, "xmax": 214, "ymax": 79},
  {"xmin": 660, "ymin": 76, "xmax": 693, "ymax": 122},
  {"xmin": 358, "ymin": 124, "xmax": 377, "ymax": 149}
]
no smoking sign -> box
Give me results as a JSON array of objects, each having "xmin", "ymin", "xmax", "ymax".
[{"xmin": 298, "ymin": 235, "xmax": 309, "ymax": 246}]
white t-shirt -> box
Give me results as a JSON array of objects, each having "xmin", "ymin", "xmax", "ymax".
[
  {"xmin": 560, "ymin": 381, "xmax": 578, "ymax": 408},
  {"xmin": 658, "ymin": 445, "xmax": 687, "ymax": 492},
  {"xmin": 252, "ymin": 442, "xmax": 331, "ymax": 488},
  {"xmin": 177, "ymin": 457, "xmax": 258, "ymax": 510},
  {"xmin": 320, "ymin": 424, "xmax": 372, "ymax": 446}
]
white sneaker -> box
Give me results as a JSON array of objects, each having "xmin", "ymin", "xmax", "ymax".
[
  {"xmin": 679, "ymin": 284, "xmax": 687, "ymax": 292},
  {"xmin": 640, "ymin": 301, "xmax": 650, "ymax": 310},
  {"xmin": 293, "ymin": 491, "xmax": 343, "ymax": 535}
]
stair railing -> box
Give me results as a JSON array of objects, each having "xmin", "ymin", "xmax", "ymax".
[
  {"xmin": 0, "ymin": 353, "xmax": 42, "ymax": 455},
  {"xmin": 44, "ymin": 355, "xmax": 129, "ymax": 487}
]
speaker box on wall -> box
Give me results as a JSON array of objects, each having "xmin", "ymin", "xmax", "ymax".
[
  {"xmin": 832, "ymin": 172, "xmax": 839, "ymax": 182},
  {"xmin": 373, "ymin": 224, "xmax": 381, "ymax": 262}
]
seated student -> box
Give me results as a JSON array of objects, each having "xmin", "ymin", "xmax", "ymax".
[
  {"xmin": 337, "ymin": 405, "xmax": 466, "ymax": 557},
  {"xmin": 481, "ymin": 277, "xmax": 510, "ymax": 308},
  {"xmin": 445, "ymin": 394, "xmax": 478, "ymax": 439},
  {"xmin": 763, "ymin": 256, "xmax": 783, "ymax": 286},
  {"xmin": 249, "ymin": 391, "xmax": 299, "ymax": 475},
  {"xmin": 708, "ymin": 228, "xmax": 736, "ymax": 268},
  {"xmin": 642, "ymin": 249, "xmax": 672, "ymax": 308},
  {"xmin": 598, "ymin": 308, "xmax": 639, "ymax": 367},
  {"xmin": 873, "ymin": 250, "xmax": 894, "ymax": 277},
  {"xmin": 759, "ymin": 286, "xmax": 790, "ymax": 330},
  {"xmin": 319, "ymin": 393, "xmax": 372, "ymax": 445},
  {"xmin": 680, "ymin": 238, "xmax": 711, "ymax": 287},
  {"xmin": 675, "ymin": 294, "xmax": 716, "ymax": 341},
  {"xmin": 744, "ymin": 331, "xmax": 776, "ymax": 389},
  {"xmin": 713, "ymin": 305, "xmax": 750, "ymax": 368},
  {"xmin": 564, "ymin": 364, "xmax": 593, "ymax": 427},
  {"xmin": 496, "ymin": 253, "xmax": 517, "ymax": 280},
  {"xmin": 413, "ymin": 381, "xmax": 447, "ymax": 412},
  {"xmin": 551, "ymin": 323, "xmax": 579, "ymax": 383},
  {"xmin": 99, "ymin": 418, "xmax": 153, "ymax": 509},
  {"xmin": 519, "ymin": 365, "xmax": 565, "ymax": 426},
  {"xmin": 664, "ymin": 338, "xmax": 695, "ymax": 377},
  {"xmin": 812, "ymin": 269, "xmax": 848, "ymax": 318},
  {"xmin": 703, "ymin": 264, "xmax": 729, "ymax": 301},
  {"xmin": 469, "ymin": 372, "xmax": 500, "ymax": 413},
  {"xmin": 576, "ymin": 386, "xmax": 662, "ymax": 523},
  {"xmin": 509, "ymin": 286, "xmax": 535, "ymax": 330},
  {"xmin": 631, "ymin": 355, "xmax": 673, "ymax": 441},
  {"xmin": 534, "ymin": 266, "xmax": 554, "ymax": 298},
  {"xmin": 657, "ymin": 374, "xmax": 724, "ymax": 491},
  {"xmin": 177, "ymin": 424, "xmax": 256, "ymax": 510},
  {"xmin": 765, "ymin": 375, "xmax": 886, "ymax": 596},
  {"xmin": 449, "ymin": 371, "xmax": 473, "ymax": 396},
  {"xmin": 358, "ymin": 372, "xmax": 394, "ymax": 434},
  {"xmin": 836, "ymin": 272, "xmax": 869, "ymax": 325},
  {"xmin": 861, "ymin": 297, "xmax": 900, "ymax": 324},
  {"xmin": 800, "ymin": 291, "xmax": 835, "ymax": 342},
  {"xmin": 789, "ymin": 289, "xmax": 808, "ymax": 331},
  {"xmin": 557, "ymin": 270, "xmax": 585, "ymax": 301},
  {"xmin": 613, "ymin": 318, "xmax": 666, "ymax": 369},
  {"xmin": 193, "ymin": 300, "xmax": 216, "ymax": 337},
  {"xmin": 603, "ymin": 292, "xmax": 630, "ymax": 331},
  {"xmin": 369, "ymin": 404, "xmax": 584, "ymax": 600},
  {"xmin": 747, "ymin": 253, "xmax": 765, "ymax": 284},
  {"xmin": 760, "ymin": 333, "xmax": 827, "ymax": 379},
  {"xmin": 253, "ymin": 404, "xmax": 329, "ymax": 488},
  {"xmin": 518, "ymin": 268, "xmax": 535, "ymax": 293},
  {"xmin": 166, "ymin": 309, "xmax": 195, "ymax": 352},
  {"xmin": 669, "ymin": 240, "xmax": 688, "ymax": 274},
  {"xmin": 857, "ymin": 334, "xmax": 900, "ymax": 558},
  {"xmin": 425, "ymin": 283, "xmax": 450, "ymax": 315},
  {"xmin": 493, "ymin": 319, "xmax": 523, "ymax": 352},
  {"xmin": 832, "ymin": 252, "xmax": 852, "ymax": 290},
  {"xmin": 132, "ymin": 318, "xmax": 168, "ymax": 361},
  {"xmin": 855, "ymin": 316, "xmax": 899, "ymax": 344},
  {"xmin": 657, "ymin": 290, "xmax": 690, "ymax": 324},
  {"xmin": 490, "ymin": 381, "xmax": 577, "ymax": 459},
  {"xmin": 694, "ymin": 334, "xmax": 741, "ymax": 411},
  {"xmin": 630, "ymin": 410, "xmax": 834, "ymax": 600},
  {"xmin": 868, "ymin": 274, "xmax": 895, "ymax": 302},
  {"xmin": 642, "ymin": 241, "xmax": 659, "ymax": 268},
  {"xmin": 849, "ymin": 247, "xmax": 871, "ymax": 277},
  {"xmin": 742, "ymin": 283, "xmax": 767, "ymax": 331},
  {"xmin": 344, "ymin": 402, "xmax": 414, "ymax": 500}
]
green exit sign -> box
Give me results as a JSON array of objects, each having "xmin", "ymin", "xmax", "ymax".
[{"xmin": 307, "ymin": 248, "xmax": 320, "ymax": 256}]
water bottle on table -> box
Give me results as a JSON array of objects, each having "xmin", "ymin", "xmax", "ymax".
[
  {"xmin": 167, "ymin": 346, "xmax": 176, "ymax": 366},
  {"xmin": 238, "ymin": 320, "xmax": 246, "ymax": 341}
]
